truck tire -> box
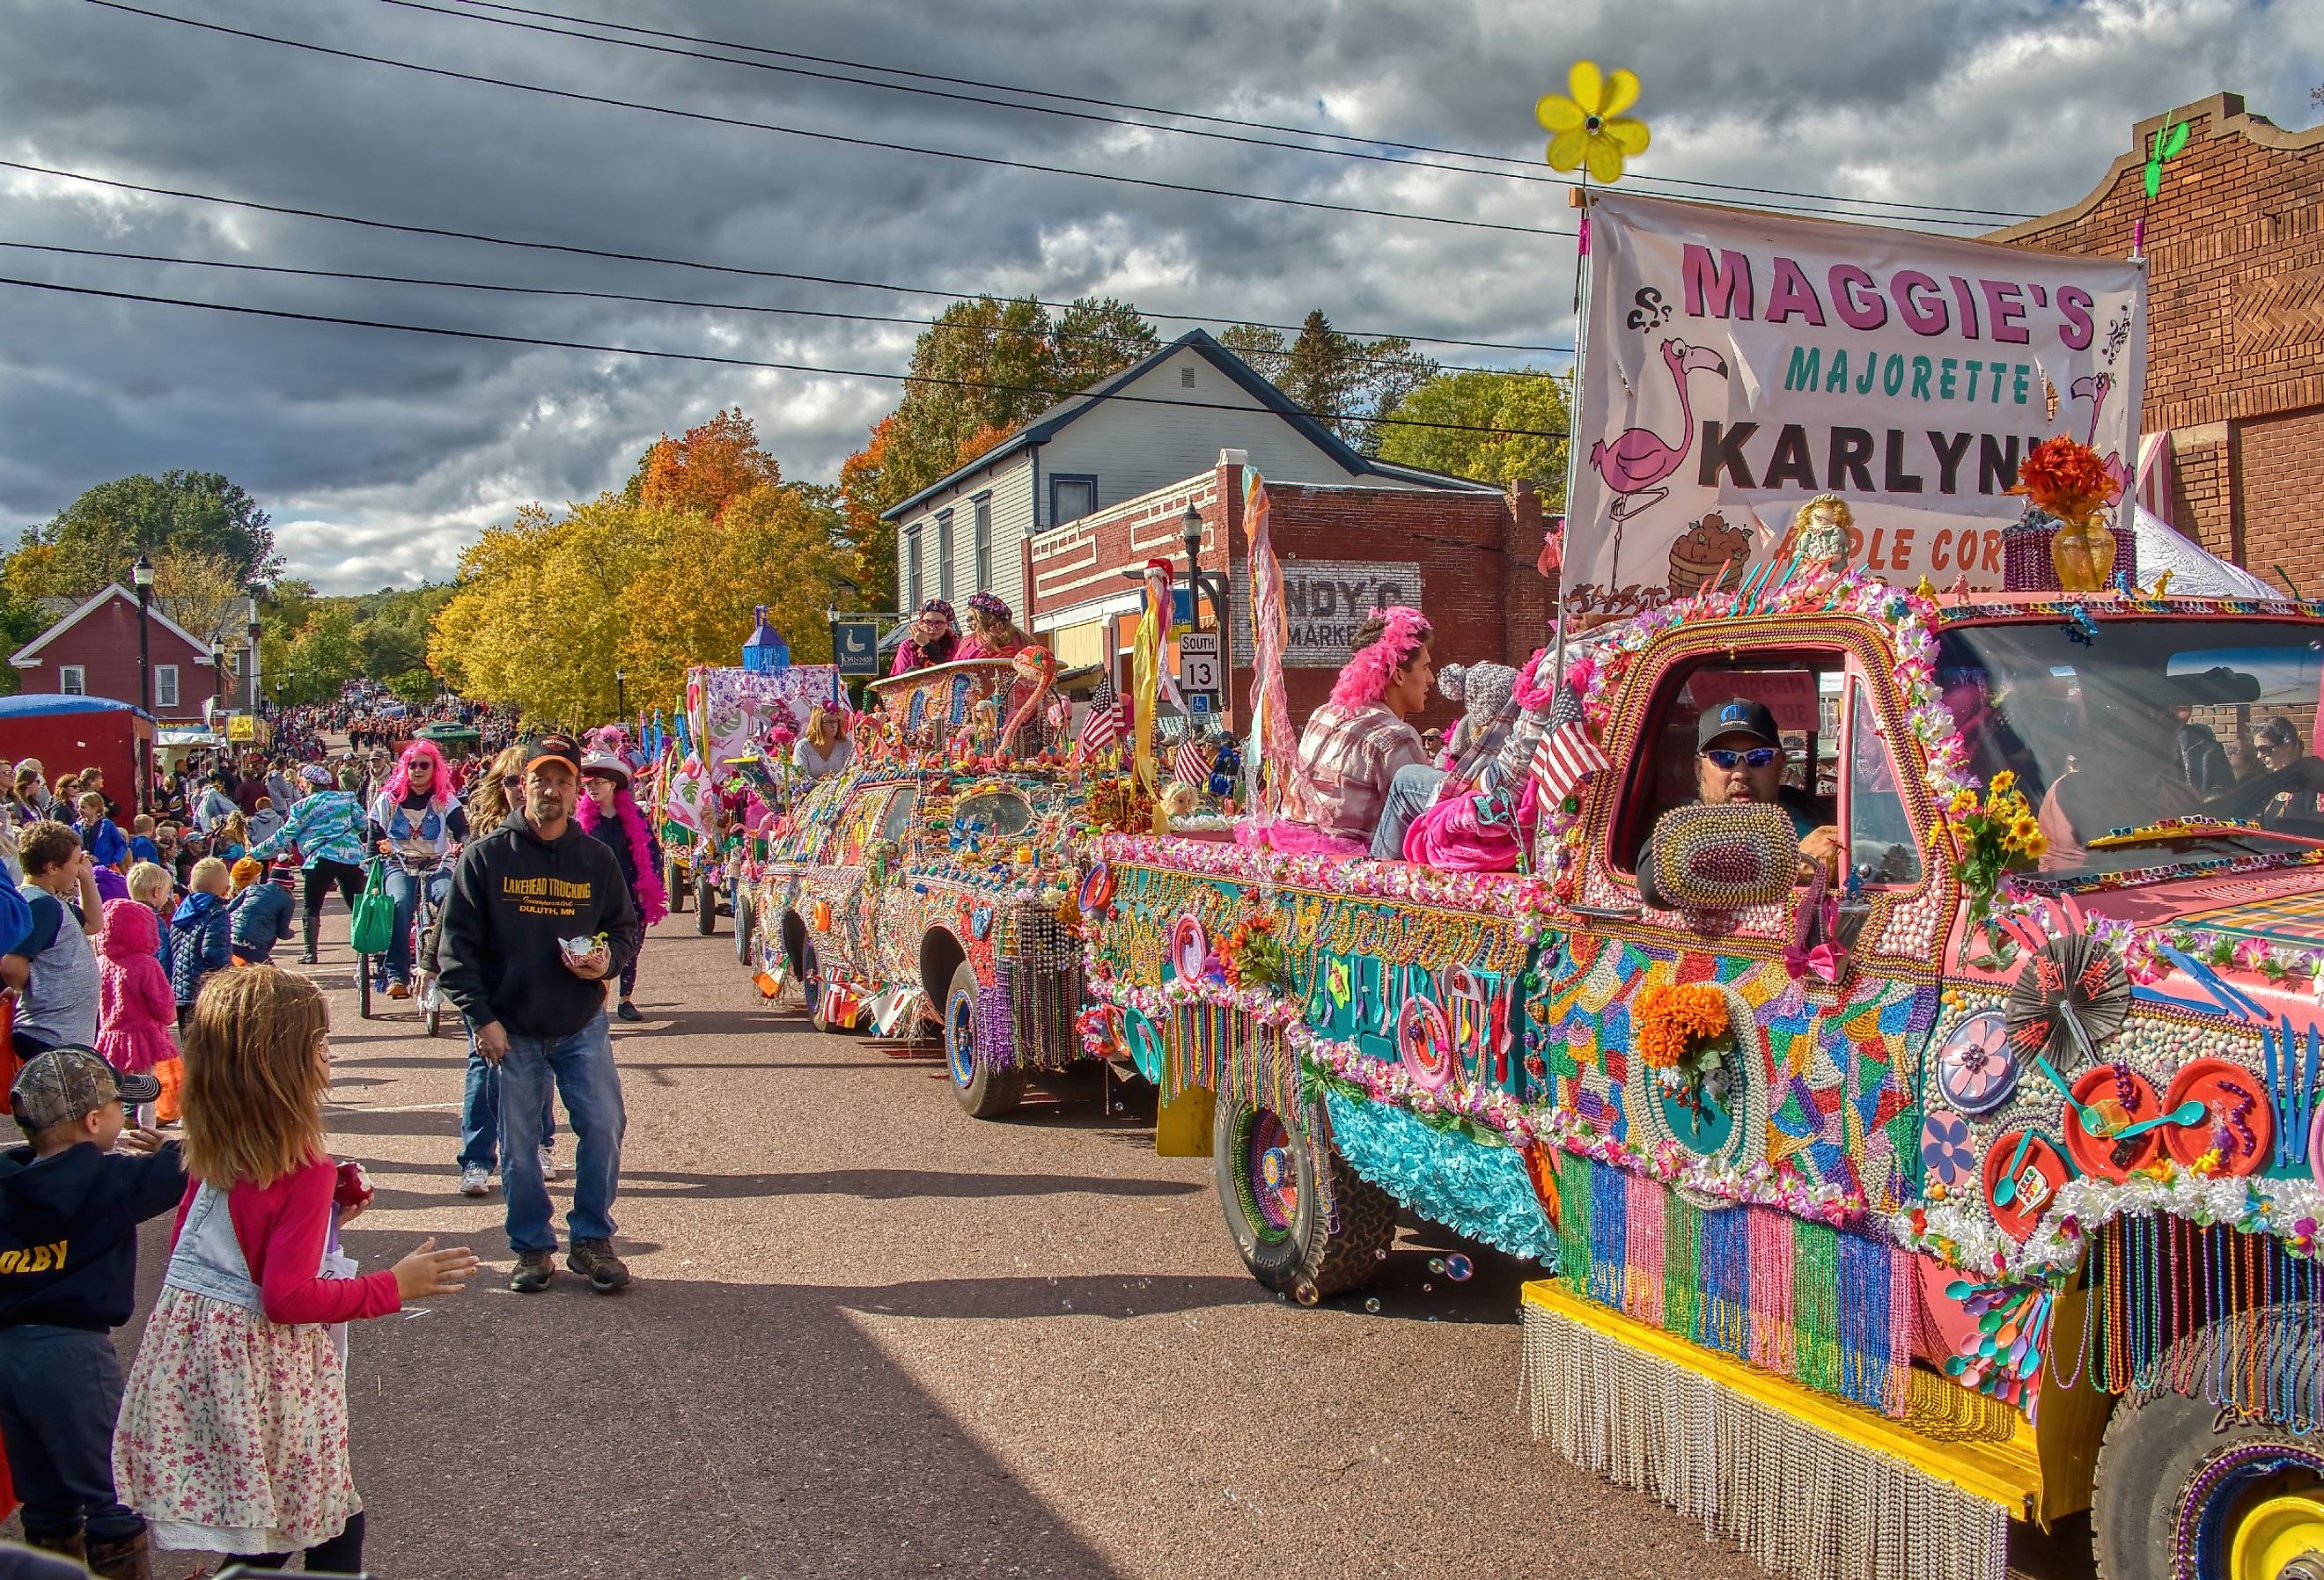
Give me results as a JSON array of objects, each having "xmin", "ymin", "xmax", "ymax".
[
  {"xmin": 2092, "ymin": 1301, "xmax": 2324, "ymax": 1580},
  {"xmin": 944, "ymin": 959, "xmax": 1023, "ymax": 1118},
  {"xmin": 733, "ymin": 884, "xmax": 754, "ymax": 966},
  {"xmin": 802, "ymin": 939, "xmax": 850, "ymax": 1035},
  {"xmin": 1212, "ymin": 1095, "xmax": 1394, "ymax": 1298},
  {"xmin": 695, "ymin": 874, "xmax": 717, "ymax": 934},
  {"xmin": 666, "ymin": 860, "xmax": 687, "ymax": 911}
]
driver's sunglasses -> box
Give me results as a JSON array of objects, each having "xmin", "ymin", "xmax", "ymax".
[{"xmin": 1703, "ymin": 746, "xmax": 1777, "ymax": 770}]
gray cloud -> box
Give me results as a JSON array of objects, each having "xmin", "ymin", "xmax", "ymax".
[{"xmin": 0, "ymin": 0, "xmax": 2315, "ymax": 592}]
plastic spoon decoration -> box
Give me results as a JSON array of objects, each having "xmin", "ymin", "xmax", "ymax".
[
  {"xmin": 1991, "ymin": 1128, "xmax": 2040, "ymax": 1208},
  {"xmin": 2111, "ymin": 1100, "xmax": 2208, "ymax": 1142}
]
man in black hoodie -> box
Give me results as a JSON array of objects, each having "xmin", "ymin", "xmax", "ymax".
[
  {"xmin": 438, "ymin": 733, "xmax": 640, "ymax": 1297},
  {"xmin": 0, "ymin": 1047, "xmax": 181, "ymax": 1580}
]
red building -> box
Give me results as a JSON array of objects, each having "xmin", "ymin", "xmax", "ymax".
[
  {"xmin": 8, "ymin": 584, "xmax": 229, "ymax": 724},
  {"xmin": 1026, "ymin": 451, "xmax": 1551, "ymax": 735}
]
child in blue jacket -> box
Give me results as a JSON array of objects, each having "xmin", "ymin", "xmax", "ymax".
[{"xmin": 166, "ymin": 858, "xmax": 233, "ymax": 1027}]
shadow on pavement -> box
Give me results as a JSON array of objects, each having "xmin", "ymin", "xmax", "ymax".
[{"xmin": 357, "ymin": 1166, "xmax": 1202, "ymax": 1213}]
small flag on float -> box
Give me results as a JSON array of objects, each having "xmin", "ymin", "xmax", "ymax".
[
  {"xmin": 1077, "ymin": 673, "xmax": 1124, "ymax": 756},
  {"xmin": 1532, "ymin": 693, "xmax": 1608, "ymax": 805},
  {"xmin": 1172, "ymin": 728, "xmax": 1212, "ymax": 789}
]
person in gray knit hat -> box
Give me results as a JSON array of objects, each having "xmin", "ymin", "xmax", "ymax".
[{"xmin": 1368, "ymin": 660, "xmax": 1520, "ymax": 860}]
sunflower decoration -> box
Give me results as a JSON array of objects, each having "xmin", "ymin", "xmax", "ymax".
[{"xmin": 1536, "ymin": 61, "xmax": 1651, "ymax": 183}]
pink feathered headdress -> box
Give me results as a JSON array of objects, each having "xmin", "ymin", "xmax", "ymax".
[
  {"xmin": 1328, "ymin": 606, "xmax": 1433, "ymax": 708},
  {"xmin": 385, "ymin": 739, "xmax": 453, "ymax": 812}
]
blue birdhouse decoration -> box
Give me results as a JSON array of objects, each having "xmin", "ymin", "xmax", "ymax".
[{"xmin": 741, "ymin": 606, "xmax": 791, "ymax": 673}]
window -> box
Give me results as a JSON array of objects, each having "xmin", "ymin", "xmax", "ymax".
[
  {"xmin": 154, "ymin": 665, "xmax": 180, "ymax": 709},
  {"xmin": 878, "ymin": 786, "xmax": 921, "ymax": 845},
  {"xmin": 58, "ymin": 665, "xmax": 85, "ymax": 695},
  {"xmin": 905, "ymin": 525, "xmax": 923, "ymax": 610},
  {"xmin": 937, "ymin": 510, "xmax": 955, "ymax": 601},
  {"xmin": 1051, "ymin": 474, "xmax": 1097, "ymax": 526},
  {"xmin": 954, "ymin": 789, "xmax": 1033, "ymax": 838},
  {"xmin": 1844, "ymin": 677, "xmax": 1922, "ymax": 886},
  {"xmin": 972, "ymin": 493, "xmax": 993, "ymax": 592},
  {"xmin": 1180, "ymin": 365, "xmax": 1196, "ymax": 389}
]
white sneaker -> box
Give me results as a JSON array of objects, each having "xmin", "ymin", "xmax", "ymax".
[
  {"xmin": 459, "ymin": 1165, "xmax": 492, "ymax": 1197},
  {"xmin": 540, "ymin": 1146, "xmax": 560, "ymax": 1181}
]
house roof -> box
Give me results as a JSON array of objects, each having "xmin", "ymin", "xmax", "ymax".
[
  {"xmin": 880, "ymin": 328, "xmax": 1500, "ymax": 522},
  {"xmin": 0, "ymin": 694, "xmax": 152, "ymax": 721},
  {"xmin": 10, "ymin": 582, "xmax": 214, "ymax": 667}
]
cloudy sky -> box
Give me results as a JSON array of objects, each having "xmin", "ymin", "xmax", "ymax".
[{"xmin": 1, "ymin": 0, "xmax": 2316, "ymax": 592}]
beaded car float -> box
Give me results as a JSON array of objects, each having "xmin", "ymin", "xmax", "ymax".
[
  {"xmin": 1085, "ymin": 566, "xmax": 2324, "ymax": 1580},
  {"xmin": 745, "ymin": 653, "xmax": 1096, "ymax": 1116}
]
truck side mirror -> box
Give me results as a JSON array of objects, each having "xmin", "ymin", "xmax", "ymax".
[{"xmin": 1644, "ymin": 803, "xmax": 1800, "ymax": 912}]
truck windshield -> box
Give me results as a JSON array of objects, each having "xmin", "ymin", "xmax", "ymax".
[{"xmin": 1936, "ymin": 618, "xmax": 2324, "ymax": 877}]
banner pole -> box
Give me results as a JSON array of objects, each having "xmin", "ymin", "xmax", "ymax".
[{"xmin": 1552, "ymin": 183, "xmax": 1594, "ymax": 692}]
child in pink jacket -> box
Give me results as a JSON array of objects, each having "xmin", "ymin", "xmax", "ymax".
[{"xmin": 94, "ymin": 899, "xmax": 177, "ymax": 1121}]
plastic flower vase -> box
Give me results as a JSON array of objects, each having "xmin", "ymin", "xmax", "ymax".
[{"xmin": 2050, "ymin": 512, "xmax": 2117, "ymax": 592}]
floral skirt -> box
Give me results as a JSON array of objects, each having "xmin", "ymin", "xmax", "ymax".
[{"xmin": 113, "ymin": 1285, "xmax": 361, "ymax": 1554}]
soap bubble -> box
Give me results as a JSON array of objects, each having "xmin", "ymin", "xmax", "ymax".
[
  {"xmin": 1294, "ymin": 1281, "xmax": 1320, "ymax": 1306},
  {"xmin": 1374, "ymin": 1248, "xmax": 1389, "ymax": 1260},
  {"xmin": 1423, "ymin": 1283, "xmax": 1433, "ymax": 1293},
  {"xmin": 1428, "ymin": 1257, "xmax": 1445, "ymax": 1275},
  {"xmin": 1445, "ymin": 1253, "xmax": 1475, "ymax": 1282},
  {"xmin": 1364, "ymin": 1297, "xmax": 1381, "ymax": 1313}
]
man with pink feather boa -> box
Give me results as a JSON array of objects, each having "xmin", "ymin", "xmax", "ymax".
[{"xmin": 577, "ymin": 752, "xmax": 666, "ymax": 1024}]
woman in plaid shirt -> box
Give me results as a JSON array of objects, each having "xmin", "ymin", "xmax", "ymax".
[
  {"xmin": 251, "ymin": 763, "xmax": 371, "ymax": 963},
  {"xmin": 1277, "ymin": 607, "xmax": 1435, "ymax": 856}
]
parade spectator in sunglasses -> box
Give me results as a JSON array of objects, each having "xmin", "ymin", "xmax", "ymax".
[{"xmin": 1638, "ymin": 698, "xmax": 1841, "ymax": 906}]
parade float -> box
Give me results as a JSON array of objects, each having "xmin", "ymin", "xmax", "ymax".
[
  {"xmin": 1075, "ymin": 77, "xmax": 2321, "ymax": 1580},
  {"xmin": 746, "ymin": 648, "xmax": 1107, "ymax": 1115},
  {"xmin": 653, "ymin": 611, "xmax": 840, "ymax": 941}
]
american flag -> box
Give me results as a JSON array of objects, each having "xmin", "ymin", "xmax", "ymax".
[
  {"xmin": 1532, "ymin": 684, "xmax": 1608, "ymax": 805},
  {"xmin": 1077, "ymin": 673, "xmax": 1125, "ymax": 758},
  {"xmin": 1173, "ymin": 729, "xmax": 1213, "ymax": 790}
]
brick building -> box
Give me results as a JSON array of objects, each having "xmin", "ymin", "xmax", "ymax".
[
  {"xmin": 1991, "ymin": 92, "xmax": 2324, "ymax": 593},
  {"xmin": 9, "ymin": 583, "xmax": 227, "ymax": 723},
  {"xmin": 1026, "ymin": 451, "xmax": 1551, "ymax": 734}
]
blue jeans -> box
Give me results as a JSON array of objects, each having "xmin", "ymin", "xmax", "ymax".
[
  {"xmin": 1371, "ymin": 762, "xmax": 1447, "ymax": 859},
  {"xmin": 496, "ymin": 1013, "xmax": 625, "ymax": 1253},
  {"xmin": 0, "ymin": 1325, "xmax": 143, "ymax": 1545},
  {"xmin": 456, "ymin": 1033, "xmax": 556, "ymax": 1172},
  {"xmin": 380, "ymin": 863, "xmax": 451, "ymax": 985}
]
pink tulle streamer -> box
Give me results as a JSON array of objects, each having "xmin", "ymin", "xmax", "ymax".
[{"xmin": 1245, "ymin": 474, "xmax": 1315, "ymax": 825}]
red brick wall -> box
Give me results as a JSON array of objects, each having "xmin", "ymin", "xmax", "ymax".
[
  {"xmin": 14, "ymin": 592, "xmax": 221, "ymax": 722},
  {"xmin": 1989, "ymin": 93, "xmax": 2324, "ymax": 589},
  {"xmin": 1026, "ymin": 464, "xmax": 1556, "ymax": 736}
]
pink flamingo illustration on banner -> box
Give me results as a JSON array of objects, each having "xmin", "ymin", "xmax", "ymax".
[
  {"xmin": 2070, "ymin": 372, "xmax": 2131, "ymax": 503},
  {"xmin": 1591, "ymin": 338, "xmax": 1728, "ymax": 523}
]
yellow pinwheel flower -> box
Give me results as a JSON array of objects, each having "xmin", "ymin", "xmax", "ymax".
[{"xmin": 1536, "ymin": 61, "xmax": 1650, "ymax": 183}]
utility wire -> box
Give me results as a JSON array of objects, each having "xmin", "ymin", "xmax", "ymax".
[
  {"xmin": 450, "ymin": 0, "xmax": 2036, "ymax": 223},
  {"xmin": 0, "ymin": 158, "xmax": 1577, "ymax": 356},
  {"xmin": 0, "ymin": 239, "xmax": 1563, "ymax": 378},
  {"xmin": 81, "ymin": 0, "xmax": 1574, "ymax": 239},
  {"xmin": 0, "ymin": 273, "xmax": 1573, "ymax": 439},
  {"xmin": 379, "ymin": 0, "xmax": 2017, "ymax": 228}
]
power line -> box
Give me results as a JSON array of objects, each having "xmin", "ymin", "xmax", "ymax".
[
  {"xmin": 0, "ymin": 272, "xmax": 1573, "ymax": 440},
  {"xmin": 82, "ymin": 0, "xmax": 1574, "ymax": 239},
  {"xmin": 0, "ymin": 238, "xmax": 1566, "ymax": 378},
  {"xmin": 450, "ymin": 0, "xmax": 2037, "ymax": 224},
  {"xmin": 0, "ymin": 158, "xmax": 1577, "ymax": 356},
  {"xmin": 378, "ymin": 0, "xmax": 2019, "ymax": 229}
]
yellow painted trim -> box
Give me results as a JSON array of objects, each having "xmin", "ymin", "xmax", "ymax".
[
  {"xmin": 1154, "ymin": 1085, "xmax": 1216, "ymax": 1157},
  {"xmin": 1522, "ymin": 1279, "xmax": 2044, "ymax": 1518}
]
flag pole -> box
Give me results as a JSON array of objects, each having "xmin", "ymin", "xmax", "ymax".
[{"xmin": 1552, "ymin": 180, "xmax": 1594, "ymax": 692}]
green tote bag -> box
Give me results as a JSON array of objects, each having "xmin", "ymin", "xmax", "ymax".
[{"xmin": 348, "ymin": 861, "xmax": 397, "ymax": 958}]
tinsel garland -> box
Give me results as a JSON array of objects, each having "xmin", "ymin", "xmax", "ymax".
[
  {"xmin": 1559, "ymin": 1153, "xmax": 1916, "ymax": 1418},
  {"xmin": 1524, "ymin": 1301, "xmax": 2012, "ymax": 1580},
  {"xmin": 1320, "ymin": 1090, "xmax": 1556, "ymax": 1260}
]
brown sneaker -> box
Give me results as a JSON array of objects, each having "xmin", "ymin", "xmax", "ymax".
[
  {"xmin": 567, "ymin": 1238, "xmax": 631, "ymax": 1293},
  {"xmin": 510, "ymin": 1248, "xmax": 558, "ymax": 1293},
  {"xmin": 86, "ymin": 1528, "xmax": 151, "ymax": 1580}
]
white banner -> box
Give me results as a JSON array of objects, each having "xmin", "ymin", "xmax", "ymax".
[{"xmin": 1564, "ymin": 194, "xmax": 2146, "ymax": 616}]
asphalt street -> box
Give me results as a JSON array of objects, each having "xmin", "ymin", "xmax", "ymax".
[{"xmin": 11, "ymin": 909, "xmax": 2089, "ymax": 1578}]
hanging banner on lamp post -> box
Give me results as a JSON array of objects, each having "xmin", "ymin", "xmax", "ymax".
[{"xmin": 1562, "ymin": 193, "xmax": 2145, "ymax": 618}]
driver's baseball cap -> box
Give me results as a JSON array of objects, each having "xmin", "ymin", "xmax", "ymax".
[
  {"xmin": 1697, "ymin": 698, "xmax": 1781, "ymax": 752},
  {"xmin": 11, "ymin": 1047, "xmax": 161, "ymax": 1132},
  {"xmin": 523, "ymin": 732, "xmax": 583, "ymax": 777}
]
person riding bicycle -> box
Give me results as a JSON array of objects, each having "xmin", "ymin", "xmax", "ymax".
[{"xmin": 365, "ymin": 741, "xmax": 467, "ymax": 1000}]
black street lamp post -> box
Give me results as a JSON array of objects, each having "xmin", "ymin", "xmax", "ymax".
[
  {"xmin": 133, "ymin": 553, "xmax": 155, "ymax": 812},
  {"xmin": 615, "ymin": 667, "xmax": 626, "ymax": 723}
]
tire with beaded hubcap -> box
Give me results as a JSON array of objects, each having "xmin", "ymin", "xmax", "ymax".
[
  {"xmin": 944, "ymin": 959, "xmax": 1023, "ymax": 1118},
  {"xmin": 2092, "ymin": 1301, "xmax": 2324, "ymax": 1580},
  {"xmin": 1211, "ymin": 1095, "xmax": 1394, "ymax": 1297},
  {"xmin": 801, "ymin": 937, "xmax": 853, "ymax": 1036}
]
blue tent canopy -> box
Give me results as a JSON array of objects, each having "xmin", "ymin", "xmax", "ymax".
[{"xmin": 0, "ymin": 694, "xmax": 152, "ymax": 722}]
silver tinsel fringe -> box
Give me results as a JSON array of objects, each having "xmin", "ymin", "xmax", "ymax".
[{"xmin": 1522, "ymin": 1303, "xmax": 2010, "ymax": 1580}]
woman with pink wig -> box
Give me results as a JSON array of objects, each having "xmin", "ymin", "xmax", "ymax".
[
  {"xmin": 365, "ymin": 739, "xmax": 468, "ymax": 997},
  {"xmin": 577, "ymin": 752, "xmax": 667, "ymax": 1022},
  {"xmin": 1275, "ymin": 607, "xmax": 1436, "ymax": 855}
]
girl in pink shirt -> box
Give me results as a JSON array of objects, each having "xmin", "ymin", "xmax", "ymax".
[{"xmin": 113, "ymin": 966, "xmax": 477, "ymax": 1571}]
